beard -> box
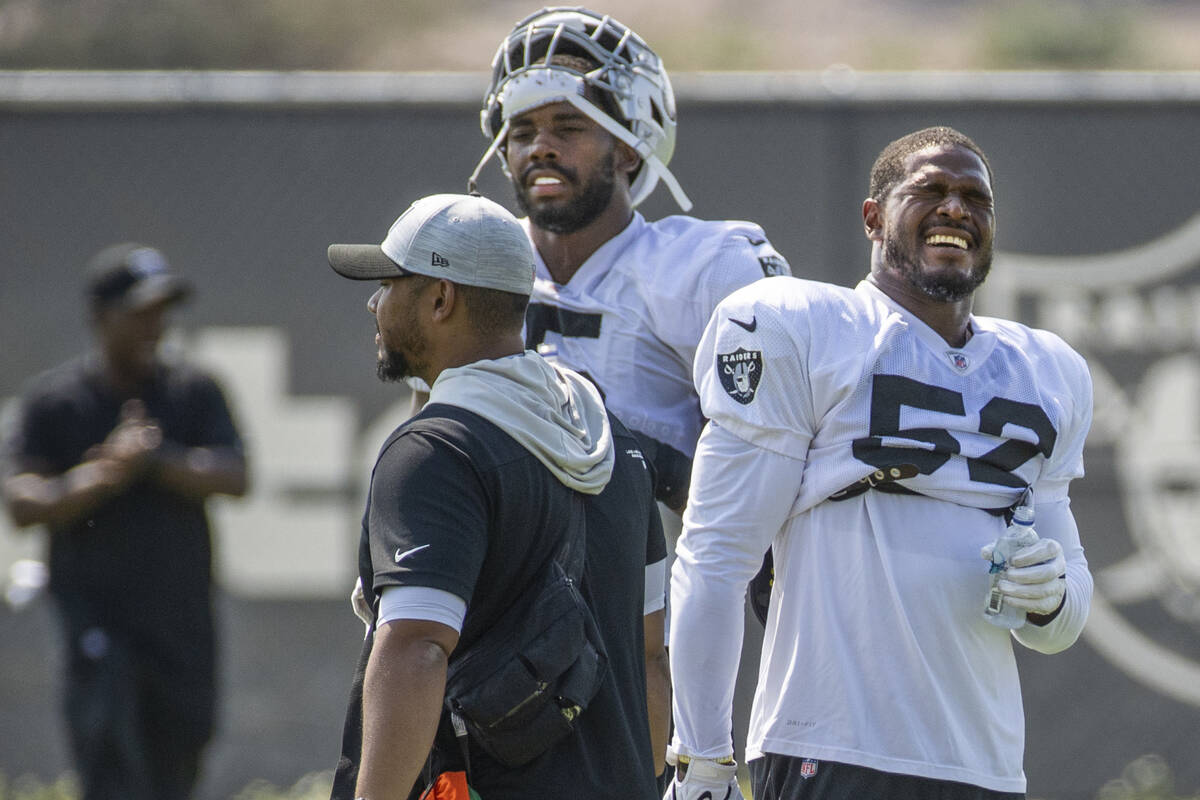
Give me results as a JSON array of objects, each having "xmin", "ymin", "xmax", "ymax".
[
  {"xmin": 375, "ymin": 316, "xmax": 427, "ymax": 383},
  {"xmin": 376, "ymin": 346, "xmax": 412, "ymax": 382},
  {"xmin": 513, "ymin": 152, "xmax": 618, "ymax": 235},
  {"xmin": 883, "ymin": 233, "xmax": 993, "ymax": 302}
]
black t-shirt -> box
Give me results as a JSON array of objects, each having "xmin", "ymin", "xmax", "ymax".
[
  {"xmin": 345, "ymin": 403, "xmax": 665, "ymax": 799},
  {"xmin": 2, "ymin": 356, "xmax": 244, "ymax": 640}
]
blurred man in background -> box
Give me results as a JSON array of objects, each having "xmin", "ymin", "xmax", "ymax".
[
  {"xmin": 666, "ymin": 127, "xmax": 1093, "ymax": 799},
  {"xmin": 1, "ymin": 243, "xmax": 248, "ymax": 800}
]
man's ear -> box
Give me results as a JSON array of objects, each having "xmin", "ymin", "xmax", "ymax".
[
  {"xmin": 863, "ymin": 198, "xmax": 884, "ymax": 242},
  {"xmin": 615, "ymin": 141, "xmax": 640, "ymax": 180},
  {"xmin": 430, "ymin": 279, "xmax": 458, "ymax": 323}
]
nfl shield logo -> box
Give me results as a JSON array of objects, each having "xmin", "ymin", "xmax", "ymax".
[
  {"xmin": 718, "ymin": 347, "xmax": 763, "ymax": 404},
  {"xmin": 946, "ymin": 351, "xmax": 970, "ymax": 371},
  {"xmin": 800, "ymin": 758, "xmax": 818, "ymax": 779}
]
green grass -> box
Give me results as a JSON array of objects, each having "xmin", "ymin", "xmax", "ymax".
[
  {"xmin": 2, "ymin": 757, "xmax": 1198, "ymax": 799},
  {"xmin": 0, "ymin": 771, "xmax": 334, "ymax": 800}
]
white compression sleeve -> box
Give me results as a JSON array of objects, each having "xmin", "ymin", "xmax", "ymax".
[
  {"xmin": 645, "ymin": 558, "xmax": 667, "ymax": 615},
  {"xmin": 1013, "ymin": 497, "xmax": 1093, "ymax": 654},
  {"xmin": 669, "ymin": 421, "xmax": 804, "ymax": 758},
  {"xmin": 377, "ymin": 585, "xmax": 467, "ymax": 632}
]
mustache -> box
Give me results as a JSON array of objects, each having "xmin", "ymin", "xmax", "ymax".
[
  {"xmin": 520, "ymin": 163, "xmax": 577, "ymax": 185},
  {"xmin": 921, "ymin": 221, "xmax": 977, "ymax": 240}
]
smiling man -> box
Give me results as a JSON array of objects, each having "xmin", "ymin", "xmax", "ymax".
[
  {"xmin": 665, "ymin": 127, "xmax": 1094, "ymax": 800},
  {"xmin": 468, "ymin": 8, "xmax": 792, "ymax": 524}
]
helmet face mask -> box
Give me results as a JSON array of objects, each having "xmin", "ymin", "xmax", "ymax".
[{"xmin": 470, "ymin": 7, "xmax": 691, "ymax": 211}]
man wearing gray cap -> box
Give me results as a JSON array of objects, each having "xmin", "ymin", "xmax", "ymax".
[
  {"xmin": 1, "ymin": 243, "xmax": 248, "ymax": 800},
  {"xmin": 327, "ymin": 193, "xmax": 665, "ymax": 800}
]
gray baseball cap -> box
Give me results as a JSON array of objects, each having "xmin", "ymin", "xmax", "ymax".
[{"xmin": 328, "ymin": 193, "xmax": 534, "ymax": 296}]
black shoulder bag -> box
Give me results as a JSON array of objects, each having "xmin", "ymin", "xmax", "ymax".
[{"xmin": 441, "ymin": 491, "xmax": 609, "ymax": 769}]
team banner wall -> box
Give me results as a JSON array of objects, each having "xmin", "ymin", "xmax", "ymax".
[{"xmin": 0, "ymin": 71, "xmax": 1198, "ymax": 799}]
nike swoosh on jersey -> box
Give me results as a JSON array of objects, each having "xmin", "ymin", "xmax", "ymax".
[
  {"xmin": 394, "ymin": 544, "xmax": 431, "ymax": 563},
  {"xmin": 729, "ymin": 316, "xmax": 757, "ymax": 332}
]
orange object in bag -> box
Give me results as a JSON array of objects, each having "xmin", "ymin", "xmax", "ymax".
[{"xmin": 419, "ymin": 771, "xmax": 482, "ymax": 800}]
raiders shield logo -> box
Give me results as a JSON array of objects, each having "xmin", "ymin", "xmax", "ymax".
[{"xmin": 718, "ymin": 347, "xmax": 763, "ymax": 404}]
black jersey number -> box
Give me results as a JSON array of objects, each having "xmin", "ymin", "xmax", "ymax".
[{"xmin": 851, "ymin": 375, "xmax": 1057, "ymax": 488}]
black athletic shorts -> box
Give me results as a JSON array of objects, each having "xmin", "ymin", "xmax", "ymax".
[{"xmin": 749, "ymin": 754, "xmax": 1025, "ymax": 800}]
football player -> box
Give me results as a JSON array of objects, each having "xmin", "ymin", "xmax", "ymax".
[
  {"xmin": 467, "ymin": 11, "xmax": 793, "ymax": 781},
  {"xmin": 666, "ymin": 127, "xmax": 1094, "ymax": 800},
  {"xmin": 468, "ymin": 7, "xmax": 792, "ymax": 517}
]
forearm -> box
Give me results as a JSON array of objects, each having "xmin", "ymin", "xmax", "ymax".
[
  {"xmin": 669, "ymin": 554, "xmax": 749, "ymax": 758},
  {"xmin": 357, "ymin": 623, "xmax": 452, "ymax": 799},
  {"xmin": 1014, "ymin": 498, "xmax": 1092, "ymax": 653},
  {"xmin": 152, "ymin": 445, "xmax": 248, "ymax": 499},
  {"xmin": 669, "ymin": 423, "xmax": 798, "ymax": 757},
  {"xmin": 644, "ymin": 613, "xmax": 671, "ymax": 774},
  {"xmin": 3, "ymin": 464, "xmax": 127, "ymax": 529}
]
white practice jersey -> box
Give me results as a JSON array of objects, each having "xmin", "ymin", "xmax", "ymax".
[
  {"xmin": 670, "ymin": 277, "xmax": 1094, "ymax": 792},
  {"xmin": 523, "ymin": 212, "xmax": 789, "ymax": 506}
]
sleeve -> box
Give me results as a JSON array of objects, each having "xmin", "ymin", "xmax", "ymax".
[
  {"xmin": 2, "ymin": 396, "xmax": 39, "ymax": 479},
  {"xmin": 1, "ymin": 383, "xmax": 62, "ymax": 477},
  {"xmin": 1013, "ymin": 497, "xmax": 1092, "ymax": 653},
  {"xmin": 644, "ymin": 559, "xmax": 666, "ymax": 615},
  {"xmin": 645, "ymin": 491, "xmax": 668, "ymax": 615},
  {"xmin": 185, "ymin": 372, "xmax": 245, "ymax": 452},
  {"xmin": 366, "ymin": 429, "xmax": 489, "ymax": 604},
  {"xmin": 377, "ymin": 585, "xmax": 467, "ymax": 631},
  {"xmin": 694, "ymin": 283, "xmax": 815, "ymax": 460},
  {"xmin": 662, "ymin": 226, "xmax": 793, "ymax": 372},
  {"xmin": 668, "ymin": 421, "xmax": 806, "ymax": 758},
  {"xmin": 1034, "ymin": 342, "xmax": 1093, "ymax": 501}
]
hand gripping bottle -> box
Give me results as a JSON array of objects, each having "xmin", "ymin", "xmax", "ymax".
[{"xmin": 984, "ymin": 504, "xmax": 1038, "ymax": 629}]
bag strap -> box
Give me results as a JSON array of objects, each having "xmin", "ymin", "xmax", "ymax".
[
  {"xmin": 553, "ymin": 491, "xmax": 588, "ymax": 582},
  {"xmin": 434, "ymin": 489, "xmax": 588, "ymax": 786}
]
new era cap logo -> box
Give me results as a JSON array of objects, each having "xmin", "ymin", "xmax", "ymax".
[{"xmin": 431, "ymin": 252, "xmax": 450, "ymax": 267}]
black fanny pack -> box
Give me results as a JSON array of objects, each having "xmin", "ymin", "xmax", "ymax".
[{"xmin": 442, "ymin": 492, "xmax": 608, "ymax": 769}]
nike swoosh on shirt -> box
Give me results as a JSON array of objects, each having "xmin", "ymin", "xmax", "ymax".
[
  {"xmin": 729, "ymin": 315, "xmax": 757, "ymax": 332},
  {"xmin": 394, "ymin": 544, "xmax": 430, "ymax": 563}
]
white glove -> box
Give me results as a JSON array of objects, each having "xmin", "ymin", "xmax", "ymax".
[
  {"xmin": 350, "ymin": 577, "xmax": 373, "ymax": 632},
  {"xmin": 663, "ymin": 752, "xmax": 744, "ymax": 800},
  {"xmin": 981, "ymin": 537, "xmax": 1066, "ymax": 616}
]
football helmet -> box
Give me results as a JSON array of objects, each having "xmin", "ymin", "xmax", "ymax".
[{"xmin": 468, "ymin": 7, "xmax": 691, "ymax": 211}]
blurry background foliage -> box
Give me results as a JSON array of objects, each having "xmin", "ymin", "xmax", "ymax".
[
  {"xmin": 0, "ymin": 0, "xmax": 1198, "ymax": 71},
  {"xmin": 0, "ymin": 770, "xmax": 334, "ymax": 800},
  {"xmin": 3, "ymin": 756, "xmax": 1200, "ymax": 800}
]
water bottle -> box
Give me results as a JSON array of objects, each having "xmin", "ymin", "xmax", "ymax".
[{"xmin": 984, "ymin": 504, "xmax": 1039, "ymax": 629}]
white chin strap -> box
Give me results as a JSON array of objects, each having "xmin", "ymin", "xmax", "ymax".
[{"xmin": 468, "ymin": 69, "xmax": 692, "ymax": 212}]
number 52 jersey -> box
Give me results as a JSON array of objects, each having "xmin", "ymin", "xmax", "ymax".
[
  {"xmin": 698, "ymin": 276, "xmax": 1092, "ymax": 514},
  {"xmin": 687, "ymin": 275, "xmax": 1094, "ymax": 790}
]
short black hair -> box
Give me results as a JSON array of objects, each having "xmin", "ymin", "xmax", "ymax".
[
  {"xmin": 457, "ymin": 283, "xmax": 529, "ymax": 337},
  {"xmin": 869, "ymin": 127, "xmax": 993, "ymax": 202}
]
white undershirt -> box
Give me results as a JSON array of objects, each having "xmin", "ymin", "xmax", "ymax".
[
  {"xmin": 377, "ymin": 585, "xmax": 467, "ymax": 631},
  {"xmin": 645, "ymin": 558, "xmax": 667, "ymax": 616},
  {"xmin": 377, "ymin": 559, "xmax": 666, "ymax": 631}
]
